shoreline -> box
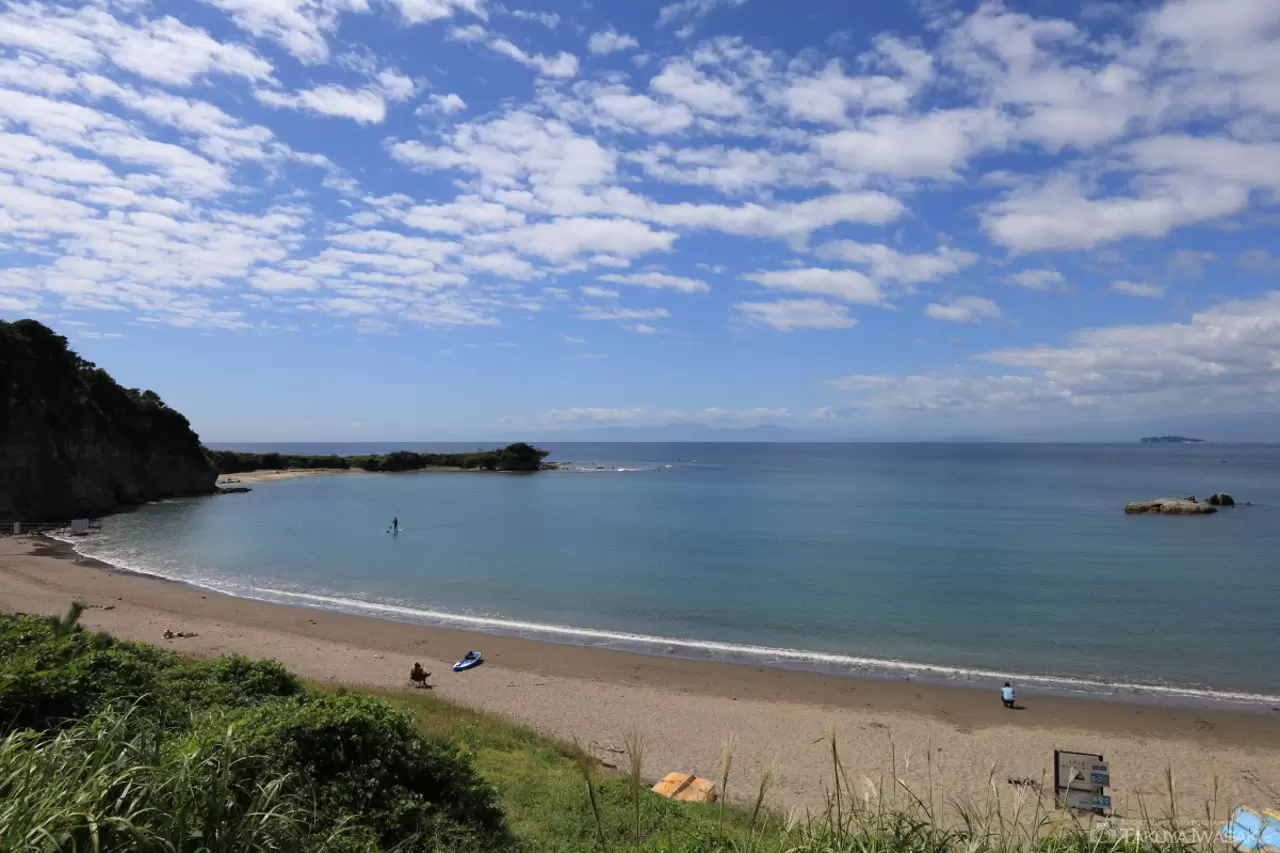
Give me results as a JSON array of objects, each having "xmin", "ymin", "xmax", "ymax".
[
  {"xmin": 3, "ymin": 535, "xmax": 1279, "ymax": 816},
  {"xmin": 40, "ymin": 529, "xmax": 1280, "ymax": 712},
  {"xmin": 217, "ymin": 462, "xmax": 567, "ymax": 485}
]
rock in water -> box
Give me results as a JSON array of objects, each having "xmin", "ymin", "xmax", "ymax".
[
  {"xmin": 1182, "ymin": 495, "xmax": 1196, "ymax": 502},
  {"xmin": 1206, "ymin": 493, "xmax": 1236, "ymax": 507},
  {"xmin": 1124, "ymin": 498, "xmax": 1217, "ymax": 515}
]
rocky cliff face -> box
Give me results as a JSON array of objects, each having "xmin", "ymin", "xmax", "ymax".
[{"xmin": 0, "ymin": 320, "xmax": 217, "ymax": 522}]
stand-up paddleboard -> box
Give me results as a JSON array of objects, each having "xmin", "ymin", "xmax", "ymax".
[{"xmin": 451, "ymin": 651, "xmax": 482, "ymax": 672}]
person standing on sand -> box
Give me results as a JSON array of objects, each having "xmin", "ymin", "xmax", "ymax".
[{"xmin": 1001, "ymin": 682, "xmax": 1016, "ymax": 709}]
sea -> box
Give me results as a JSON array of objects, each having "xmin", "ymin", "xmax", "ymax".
[{"xmin": 53, "ymin": 442, "xmax": 1280, "ymax": 707}]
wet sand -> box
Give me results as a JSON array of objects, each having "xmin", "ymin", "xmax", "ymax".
[{"xmin": 2, "ymin": 535, "xmax": 1278, "ymax": 819}]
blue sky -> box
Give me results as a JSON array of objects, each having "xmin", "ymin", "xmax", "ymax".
[{"xmin": 2, "ymin": 0, "xmax": 1279, "ymax": 440}]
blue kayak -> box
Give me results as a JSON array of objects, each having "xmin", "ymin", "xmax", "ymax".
[{"xmin": 452, "ymin": 652, "xmax": 482, "ymax": 672}]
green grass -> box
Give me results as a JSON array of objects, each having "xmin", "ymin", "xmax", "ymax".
[
  {"xmin": 0, "ymin": 610, "xmax": 1227, "ymax": 853},
  {"xmin": 323, "ymin": 683, "xmax": 763, "ymax": 853},
  {"xmin": 315, "ymin": 686, "xmax": 1221, "ymax": 853}
]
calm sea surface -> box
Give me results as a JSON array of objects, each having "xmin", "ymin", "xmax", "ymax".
[{"xmin": 60, "ymin": 443, "xmax": 1280, "ymax": 703}]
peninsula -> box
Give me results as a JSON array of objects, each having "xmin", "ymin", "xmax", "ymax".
[
  {"xmin": 1140, "ymin": 435, "xmax": 1207, "ymax": 443},
  {"xmin": 0, "ymin": 318, "xmax": 548, "ymax": 522}
]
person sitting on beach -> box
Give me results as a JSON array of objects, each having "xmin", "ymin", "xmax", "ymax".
[
  {"xmin": 409, "ymin": 662, "xmax": 430, "ymax": 687},
  {"xmin": 1001, "ymin": 682, "xmax": 1016, "ymax": 709}
]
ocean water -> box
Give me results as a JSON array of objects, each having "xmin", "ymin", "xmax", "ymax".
[{"xmin": 59, "ymin": 443, "xmax": 1280, "ymax": 704}]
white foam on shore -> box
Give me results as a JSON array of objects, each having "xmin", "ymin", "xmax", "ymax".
[
  {"xmin": 251, "ymin": 588, "xmax": 1280, "ymax": 708},
  {"xmin": 47, "ymin": 531, "xmax": 1280, "ymax": 709}
]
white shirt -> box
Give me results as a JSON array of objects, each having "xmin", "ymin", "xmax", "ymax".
[{"xmin": 1001, "ymin": 686, "xmax": 1015, "ymax": 702}]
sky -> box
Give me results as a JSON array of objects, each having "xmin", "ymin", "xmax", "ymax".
[{"xmin": 2, "ymin": 0, "xmax": 1279, "ymax": 440}]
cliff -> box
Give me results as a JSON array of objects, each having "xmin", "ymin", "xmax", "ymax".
[{"xmin": 0, "ymin": 320, "xmax": 217, "ymax": 522}]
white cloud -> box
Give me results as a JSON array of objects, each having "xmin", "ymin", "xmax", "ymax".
[
  {"xmin": 816, "ymin": 109, "xmax": 1010, "ymax": 179},
  {"xmin": 591, "ymin": 90, "xmax": 692, "ymax": 134},
  {"xmin": 814, "ymin": 241, "xmax": 977, "ymax": 285},
  {"xmin": 509, "ymin": 9, "xmax": 559, "ymax": 28},
  {"xmin": 632, "ymin": 323, "xmax": 659, "ymax": 334},
  {"xmin": 598, "ymin": 272, "xmax": 708, "ymax": 293},
  {"xmin": 388, "ymin": 0, "xmax": 487, "ymax": 25},
  {"xmin": 1111, "ymin": 280, "xmax": 1164, "ymax": 297},
  {"xmin": 656, "ymin": 0, "xmax": 747, "ymax": 28},
  {"xmin": 741, "ymin": 268, "xmax": 882, "ymax": 304},
  {"xmin": 1240, "ymin": 250, "xmax": 1280, "ymax": 273},
  {"xmin": 975, "ymin": 291, "xmax": 1280, "ymax": 400},
  {"xmin": 1006, "ymin": 269, "xmax": 1066, "ymax": 291},
  {"xmin": 981, "ymin": 168, "xmax": 1259, "ymax": 254},
  {"xmin": 388, "ymin": 112, "xmax": 615, "ymax": 190},
  {"xmin": 578, "ymin": 306, "xmax": 672, "ymax": 321},
  {"xmin": 257, "ymin": 84, "xmax": 389, "ymax": 123},
  {"xmin": 588, "ymin": 29, "xmax": 639, "ymax": 55},
  {"xmin": 401, "ymin": 195, "xmax": 525, "ymax": 233},
  {"xmin": 421, "ymin": 92, "xmax": 467, "ymax": 115},
  {"xmin": 487, "ymin": 38, "xmax": 579, "ymax": 77},
  {"xmin": 356, "ymin": 317, "xmax": 397, "ymax": 334},
  {"xmin": 449, "ymin": 23, "xmax": 488, "ymax": 41},
  {"xmin": 257, "ymin": 70, "xmax": 417, "ymax": 123},
  {"xmin": 198, "ymin": 0, "xmax": 368, "ymax": 63},
  {"xmin": 251, "ymin": 269, "xmax": 319, "ymax": 292},
  {"xmin": 476, "ymin": 217, "xmax": 676, "ymax": 262},
  {"xmin": 581, "ymin": 285, "xmax": 619, "ymax": 298},
  {"xmin": 651, "ymin": 60, "xmax": 749, "ymax": 117},
  {"xmin": 828, "ymin": 374, "xmax": 1076, "ymax": 411},
  {"xmin": 924, "ymin": 295, "xmax": 1002, "ymax": 323},
  {"xmin": 628, "ymin": 144, "xmax": 818, "ymax": 193},
  {"xmin": 648, "ymin": 192, "xmax": 904, "ymax": 242},
  {"xmin": 778, "ymin": 40, "xmax": 934, "ymax": 124},
  {"xmin": 0, "ymin": 3, "xmax": 274, "ymax": 85},
  {"xmin": 735, "ymin": 298, "xmax": 856, "ymax": 331}
]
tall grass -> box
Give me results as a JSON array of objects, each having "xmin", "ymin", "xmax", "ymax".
[
  {"xmin": 557, "ymin": 724, "xmax": 1226, "ymax": 853},
  {"xmin": 0, "ymin": 705, "xmax": 334, "ymax": 853}
]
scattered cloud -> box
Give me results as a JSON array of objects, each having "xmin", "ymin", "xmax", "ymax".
[
  {"xmin": 813, "ymin": 241, "xmax": 977, "ymax": 285},
  {"xmin": 924, "ymin": 295, "xmax": 1002, "ymax": 323},
  {"xmin": 1006, "ymin": 269, "xmax": 1066, "ymax": 291},
  {"xmin": 598, "ymin": 272, "xmax": 709, "ymax": 293},
  {"xmin": 1239, "ymin": 250, "xmax": 1280, "ymax": 273},
  {"xmin": 1111, "ymin": 280, "xmax": 1164, "ymax": 298},
  {"xmin": 421, "ymin": 92, "xmax": 467, "ymax": 115},
  {"xmin": 578, "ymin": 306, "xmax": 672, "ymax": 321},
  {"xmin": 588, "ymin": 29, "xmax": 639, "ymax": 55},
  {"xmin": 742, "ymin": 269, "xmax": 882, "ymax": 304},
  {"xmin": 735, "ymin": 298, "xmax": 856, "ymax": 330},
  {"xmin": 487, "ymin": 38, "xmax": 579, "ymax": 77},
  {"xmin": 656, "ymin": 0, "xmax": 747, "ymax": 29},
  {"xmin": 257, "ymin": 72, "xmax": 417, "ymax": 123}
]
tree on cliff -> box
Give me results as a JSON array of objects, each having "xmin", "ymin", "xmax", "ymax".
[{"xmin": 0, "ymin": 319, "xmax": 217, "ymax": 521}]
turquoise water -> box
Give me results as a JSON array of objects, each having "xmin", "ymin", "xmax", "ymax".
[{"xmin": 62, "ymin": 443, "xmax": 1280, "ymax": 703}]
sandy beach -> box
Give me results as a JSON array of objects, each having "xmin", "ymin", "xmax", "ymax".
[
  {"xmin": 2, "ymin": 534, "xmax": 1278, "ymax": 822},
  {"xmin": 217, "ymin": 466, "xmax": 513, "ymax": 485}
]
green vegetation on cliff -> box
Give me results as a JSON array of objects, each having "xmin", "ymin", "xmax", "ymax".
[
  {"xmin": 207, "ymin": 442, "xmax": 549, "ymax": 475},
  {"xmin": 0, "ymin": 319, "xmax": 216, "ymax": 521}
]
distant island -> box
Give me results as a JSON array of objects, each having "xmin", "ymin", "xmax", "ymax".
[
  {"xmin": 1140, "ymin": 436, "xmax": 1207, "ymax": 443},
  {"xmin": 207, "ymin": 444, "xmax": 548, "ymax": 476}
]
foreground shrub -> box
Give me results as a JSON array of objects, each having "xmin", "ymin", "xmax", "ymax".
[
  {"xmin": 0, "ymin": 615, "xmax": 301, "ymax": 732},
  {"xmin": 232, "ymin": 692, "xmax": 510, "ymax": 852}
]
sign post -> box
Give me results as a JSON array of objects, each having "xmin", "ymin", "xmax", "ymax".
[{"xmin": 1054, "ymin": 750, "xmax": 1111, "ymax": 815}]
